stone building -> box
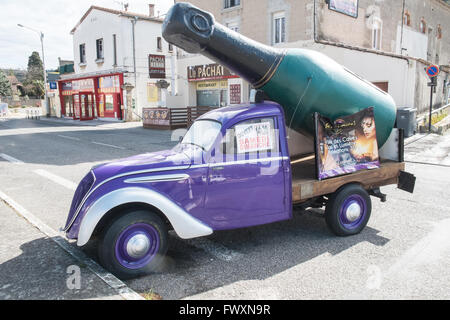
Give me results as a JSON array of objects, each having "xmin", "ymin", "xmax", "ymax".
[
  {"xmin": 173, "ymin": 0, "xmax": 450, "ymax": 116},
  {"xmin": 59, "ymin": 5, "xmax": 176, "ymax": 121}
]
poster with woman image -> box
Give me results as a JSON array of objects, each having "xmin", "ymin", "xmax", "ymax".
[
  {"xmin": 315, "ymin": 107, "xmax": 379, "ymax": 180},
  {"xmin": 329, "ymin": 0, "xmax": 359, "ymax": 18}
]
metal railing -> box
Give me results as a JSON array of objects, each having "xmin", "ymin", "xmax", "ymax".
[
  {"xmin": 143, "ymin": 106, "xmax": 213, "ymax": 130},
  {"xmin": 26, "ymin": 107, "xmax": 42, "ymax": 120}
]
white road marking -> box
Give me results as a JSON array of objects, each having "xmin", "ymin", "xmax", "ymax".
[
  {"xmin": 362, "ymin": 218, "xmax": 450, "ymax": 294},
  {"xmin": 1, "ymin": 154, "xmax": 78, "ymax": 191},
  {"xmin": 33, "ymin": 169, "xmax": 78, "ymax": 191},
  {"xmin": 185, "ymin": 237, "xmax": 242, "ymax": 262},
  {"xmin": 0, "ymin": 190, "xmax": 144, "ymax": 300},
  {"xmin": 0, "ymin": 153, "xmax": 24, "ymax": 164},
  {"xmin": 91, "ymin": 141, "xmax": 125, "ymax": 150},
  {"xmin": 57, "ymin": 134, "xmax": 81, "ymax": 141},
  {"xmin": 387, "ymin": 219, "xmax": 450, "ymax": 276}
]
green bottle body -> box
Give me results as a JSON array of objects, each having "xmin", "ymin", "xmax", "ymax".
[
  {"xmin": 162, "ymin": 3, "xmax": 396, "ymax": 147},
  {"xmin": 261, "ymin": 49, "xmax": 396, "ymax": 147}
]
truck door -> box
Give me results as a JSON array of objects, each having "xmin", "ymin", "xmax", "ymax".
[{"xmin": 204, "ymin": 116, "xmax": 289, "ymax": 230}]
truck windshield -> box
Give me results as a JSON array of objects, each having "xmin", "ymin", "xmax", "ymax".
[{"xmin": 181, "ymin": 120, "xmax": 221, "ymax": 151}]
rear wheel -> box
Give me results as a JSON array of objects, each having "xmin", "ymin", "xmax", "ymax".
[
  {"xmin": 98, "ymin": 210, "xmax": 168, "ymax": 279},
  {"xmin": 325, "ymin": 184, "xmax": 371, "ymax": 236}
]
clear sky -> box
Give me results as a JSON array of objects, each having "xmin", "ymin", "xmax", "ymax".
[{"xmin": 0, "ymin": 0, "xmax": 175, "ymax": 70}]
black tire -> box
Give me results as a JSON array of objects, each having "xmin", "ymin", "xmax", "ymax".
[
  {"xmin": 98, "ymin": 210, "xmax": 168, "ymax": 279},
  {"xmin": 325, "ymin": 184, "xmax": 371, "ymax": 236}
]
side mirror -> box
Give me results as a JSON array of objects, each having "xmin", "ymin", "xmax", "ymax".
[{"xmin": 178, "ymin": 136, "xmax": 183, "ymax": 143}]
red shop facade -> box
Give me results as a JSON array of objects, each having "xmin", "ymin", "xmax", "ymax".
[{"xmin": 58, "ymin": 73, "xmax": 124, "ymax": 121}]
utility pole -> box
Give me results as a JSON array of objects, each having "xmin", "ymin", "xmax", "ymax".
[
  {"xmin": 17, "ymin": 24, "xmax": 49, "ymax": 117},
  {"xmin": 425, "ymin": 65, "xmax": 440, "ymax": 132}
]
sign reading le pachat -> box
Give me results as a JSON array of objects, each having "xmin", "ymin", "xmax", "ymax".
[{"xmin": 315, "ymin": 107, "xmax": 380, "ymax": 180}]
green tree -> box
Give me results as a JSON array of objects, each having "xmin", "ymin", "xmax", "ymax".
[
  {"xmin": 32, "ymin": 80, "xmax": 45, "ymax": 98},
  {"xmin": 25, "ymin": 51, "xmax": 44, "ymax": 82},
  {"xmin": 23, "ymin": 51, "xmax": 45, "ymax": 98},
  {"xmin": 0, "ymin": 69, "xmax": 12, "ymax": 97}
]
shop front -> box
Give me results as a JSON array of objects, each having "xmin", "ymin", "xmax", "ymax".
[
  {"xmin": 58, "ymin": 73, "xmax": 124, "ymax": 121},
  {"xmin": 187, "ymin": 63, "xmax": 240, "ymax": 107}
]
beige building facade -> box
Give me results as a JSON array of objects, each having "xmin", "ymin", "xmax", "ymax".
[{"xmin": 170, "ymin": 0, "xmax": 450, "ymax": 115}]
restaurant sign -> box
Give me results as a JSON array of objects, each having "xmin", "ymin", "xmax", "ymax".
[
  {"xmin": 188, "ymin": 63, "xmax": 239, "ymax": 82},
  {"xmin": 61, "ymin": 79, "xmax": 95, "ymax": 95},
  {"xmin": 149, "ymin": 54, "xmax": 166, "ymax": 79}
]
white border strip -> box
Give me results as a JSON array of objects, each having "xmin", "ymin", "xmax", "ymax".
[
  {"xmin": 57, "ymin": 135, "xmax": 81, "ymax": 141},
  {"xmin": 91, "ymin": 141, "xmax": 125, "ymax": 150},
  {"xmin": 0, "ymin": 190, "xmax": 144, "ymax": 300}
]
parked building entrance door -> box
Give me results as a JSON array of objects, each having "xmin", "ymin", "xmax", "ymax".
[
  {"xmin": 79, "ymin": 93, "xmax": 95, "ymax": 120},
  {"xmin": 99, "ymin": 93, "xmax": 121, "ymax": 119}
]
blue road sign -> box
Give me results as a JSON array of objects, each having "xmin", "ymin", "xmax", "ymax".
[{"xmin": 426, "ymin": 65, "xmax": 440, "ymax": 78}]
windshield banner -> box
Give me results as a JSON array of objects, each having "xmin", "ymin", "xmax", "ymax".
[{"xmin": 314, "ymin": 107, "xmax": 380, "ymax": 180}]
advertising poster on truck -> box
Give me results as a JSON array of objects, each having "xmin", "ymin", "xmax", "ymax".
[
  {"xmin": 315, "ymin": 107, "xmax": 380, "ymax": 180},
  {"xmin": 235, "ymin": 121, "xmax": 274, "ymax": 154}
]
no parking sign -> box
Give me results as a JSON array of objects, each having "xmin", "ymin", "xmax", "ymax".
[{"xmin": 426, "ymin": 65, "xmax": 440, "ymax": 78}]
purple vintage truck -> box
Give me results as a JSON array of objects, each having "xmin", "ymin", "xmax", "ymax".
[
  {"xmin": 63, "ymin": 3, "xmax": 415, "ymax": 279},
  {"xmin": 62, "ymin": 100, "xmax": 412, "ymax": 279}
]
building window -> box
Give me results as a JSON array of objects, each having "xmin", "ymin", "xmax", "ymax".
[
  {"xmin": 157, "ymin": 37, "xmax": 162, "ymax": 51},
  {"xmin": 273, "ymin": 12, "xmax": 286, "ymax": 45},
  {"xmin": 96, "ymin": 38, "xmax": 104, "ymax": 60},
  {"xmin": 224, "ymin": 0, "xmax": 240, "ymax": 9},
  {"xmin": 168, "ymin": 43, "xmax": 173, "ymax": 52},
  {"xmin": 221, "ymin": 117, "xmax": 278, "ymax": 155},
  {"xmin": 79, "ymin": 44, "xmax": 86, "ymax": 64},
  {"xmin": 403, "ymin": 12, "xmax": 411, "ymax": 26},
  {"xmin": 419, "ymin": 18, "xmax": 427, "ymax": 34},
  {"xmin": 437, "ymin": 25, "xmax": 442, "ymax": 39},
  {"xmin": 371, "ymin": 18, "xmax": 382, "ymax": 50}
]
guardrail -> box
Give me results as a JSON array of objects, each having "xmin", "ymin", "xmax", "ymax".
[{"xmin": 26, "ymin": 107, "xmax": 42, "ymax": 120}]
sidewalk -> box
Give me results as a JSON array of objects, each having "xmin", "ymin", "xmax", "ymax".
[
  {"xmin": 37, "ymin": 116, "xmax": 144, "ymax": 129},
  {"xmin": 0, "ymin": 201, "xmax": 128, "ymax": 300},
  {"xmin": 6, "ymin": 111, "xmax": 144, "ymax": 129}
]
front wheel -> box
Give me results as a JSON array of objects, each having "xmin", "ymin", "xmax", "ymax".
[
  {"xmin": 325, "ymin": 184, "xmax": 372, "ymax": 236},
  {"xmin": 98, "ymin": 210, "xmax": 168, "ymax": 279}
]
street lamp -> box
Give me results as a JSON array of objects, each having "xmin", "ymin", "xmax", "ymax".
[{"xmin": 17, "ymin": 23, "xmax": 49, "ymax": 117}]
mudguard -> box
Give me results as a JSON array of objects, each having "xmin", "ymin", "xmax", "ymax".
[{"xmin": 77, "ymin": 187, "xmax": 213, "ymax": 246}]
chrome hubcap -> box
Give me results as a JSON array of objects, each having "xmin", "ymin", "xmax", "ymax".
[
  {"xmin": 126, "ymin": 234, "xmax": 151, "ymax": 259},
  {"xmin": 345, "ymin": 202, "xmax": 362, "ymax": 222}
]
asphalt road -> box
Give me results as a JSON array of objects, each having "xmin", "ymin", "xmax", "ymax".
[{"xmin": 0, "ymin": 117, "xmax": 449, "ymax": 300}]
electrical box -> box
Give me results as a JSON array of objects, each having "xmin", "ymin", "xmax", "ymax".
[{"xmin": 396, "ymin": 107, "xmax": 416, "ymax": 138}]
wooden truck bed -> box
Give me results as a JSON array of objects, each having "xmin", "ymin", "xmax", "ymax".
[{"xmin": 291, "ymin": 156, "xmax": 405, "ymax": 204}]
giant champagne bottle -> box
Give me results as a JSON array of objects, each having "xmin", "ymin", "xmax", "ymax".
[{"xmin": 162, "ymin": 2, "xmax": 396, "ymax": 147}]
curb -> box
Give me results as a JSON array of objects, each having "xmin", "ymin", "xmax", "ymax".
[{"xmin": 0, "ymin": 190, "xmax": 144, "ymax": 301}]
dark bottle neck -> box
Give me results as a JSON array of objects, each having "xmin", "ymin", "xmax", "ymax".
[{"xmin": 162, "ymin": 2, "xmax": 286, "ymax": 87}]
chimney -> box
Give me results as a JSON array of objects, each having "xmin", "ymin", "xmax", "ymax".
[{"xmin": 149, "ymin": 4, "xmax": 155, "ymax": 17}]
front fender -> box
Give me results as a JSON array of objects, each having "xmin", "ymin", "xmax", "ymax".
[{"xmin": 77, "ymin": 187, "xmax": 213, "ymax": 246}]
